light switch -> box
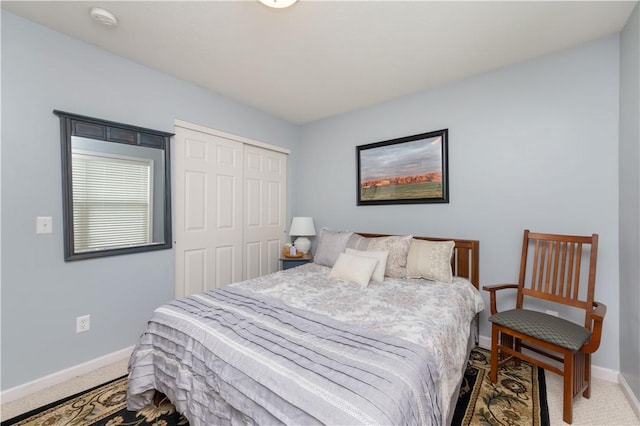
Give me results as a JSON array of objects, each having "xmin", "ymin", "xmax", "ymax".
[{"xmin": 36, "ymin": 216, "xmax": 53, "ymax": 234}]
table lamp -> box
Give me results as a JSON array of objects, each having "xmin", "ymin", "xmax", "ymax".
[{"xmin": 289, "ymin": 217, "xmax": 316, "ymax": 254}]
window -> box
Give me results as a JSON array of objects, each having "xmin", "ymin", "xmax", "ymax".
[
  {"xmin": 72, "ymin": 151, "xmax": 153, "ymax": 252},
  {"xmin": 55, "ymin": 110, "xmax": 172, "ymax": 261}
]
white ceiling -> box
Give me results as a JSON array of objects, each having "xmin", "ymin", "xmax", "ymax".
[{"xmin": 2, "ymin": 1, "xmax": 636, "ymax": 124}]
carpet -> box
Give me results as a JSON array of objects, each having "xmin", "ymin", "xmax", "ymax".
[
  {"xmin": 2, "ymin": 347, "xmax": 548, "ymax": 426},
  {"xmin": 452, "ymin": 347, "xmax": 549, "ymax": 425}
]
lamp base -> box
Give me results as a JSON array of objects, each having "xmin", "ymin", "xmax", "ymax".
[{"xmin": 293, "ymin": 237, "xmax": 311, "ymax": 254}]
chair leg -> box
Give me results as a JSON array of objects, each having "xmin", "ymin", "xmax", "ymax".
[
  {"xmin": 563, "ymin": 352, "xmax": 574, "ymax": 424},
  {"xmin": 513, "ymin": 337, "xmax": 521, "ymax": 367},
  {"xmin": 499, "ymin": 332, "xmax": 513, "ymax": 361},
  {"xmin": 490, "ymin": 326, "xmax": 499, "ymax": 383},
  {"xmin": 583, "ymin": 353, "xmax": 591, "ymax": 399}
]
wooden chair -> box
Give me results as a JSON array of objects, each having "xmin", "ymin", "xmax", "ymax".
[{"xmin": 484, "ymin": 230, "xmax": 606, "ymax": 424}]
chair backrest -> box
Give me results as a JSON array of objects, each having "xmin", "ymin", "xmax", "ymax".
[{"xmin": 516, "ymin": 230, "xmax": 599, "ymax": 329}]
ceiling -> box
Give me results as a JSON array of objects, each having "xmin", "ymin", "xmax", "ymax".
[{"xmin": 2, "ymin": 1, "xmax": 636, "ymax": 124}]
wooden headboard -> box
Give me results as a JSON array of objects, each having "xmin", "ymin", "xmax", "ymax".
[{"xmin": 355, "ymin": 233, "xmax": 480, "ymax": 290}]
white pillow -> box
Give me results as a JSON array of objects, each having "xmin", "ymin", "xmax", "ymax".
[
  {"xmin": 328, "ymin": 252, "xmax": 379, "ymax": 287},
  {"xmin": 405, "ymin": 239, "xmax": 455, "ymax": 283},
  {"xmin": 345, "ymin": 248, "xmax": 389, "ymax": 282}
]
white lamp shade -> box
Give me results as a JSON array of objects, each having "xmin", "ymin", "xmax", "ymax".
[{"xmin": 289, "ymin": 217, "xmax": 316, "ymax": 237}]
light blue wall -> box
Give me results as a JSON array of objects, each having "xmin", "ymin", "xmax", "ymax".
[
  {"xmin": 0, "ymin": 11, "xmax": 299, "ymax": 390},
  {"xmin": 295, "ymin": 36, "xmax": 622, "ymax": 371},
  {"xmin": 1, "ymin": 7, "xmax": 632, "ymax": 391},
  {"xmin": 619, "ymin": 2, "xmax": 640, "ymax": 400}
]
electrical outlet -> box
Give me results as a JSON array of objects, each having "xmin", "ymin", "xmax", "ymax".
[{"xmin": 76, "ymin": 315, "xmax": 90, "ymax": 333}]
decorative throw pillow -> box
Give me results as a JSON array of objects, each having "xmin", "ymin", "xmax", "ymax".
[
  {"xmin": 346, "ymin": 234, "xmax": 371, "ymax": 251},
  {"xmin": 345, "ymin": 248, "xmax": 389, "ymax": 282},
  {"xmin": 367, "ymin": 235, "xmax": 413, "ymax": 278},
  {"xmin": 405, "ymin": 239, "xmax": 455, "ymax": 283},
  {"xmin": 313, "ymin": 228, "xmax": 354, "ymax": 267},
  {"xmin": 328, "ymin": 252, "xmax": 379, "ymax": 287}
]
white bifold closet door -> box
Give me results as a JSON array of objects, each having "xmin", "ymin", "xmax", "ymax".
[
  {"xmin": 243, "ymin": 144, "xmax": 287, "ymax": 280},
  {"xmin": 173, "ymin": 123, "xmax": 287, "ymax": 298}
]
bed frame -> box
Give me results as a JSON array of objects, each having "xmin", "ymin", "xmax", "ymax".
[
  {"xmin": 148, "ymin": 232, "xmax": 482, "ymax": 423},
  {"xmin": 356, "ymin": 233, "xmax": 480, "ymax": 290}
]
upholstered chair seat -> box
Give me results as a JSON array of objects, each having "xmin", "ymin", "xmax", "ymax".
[{"xmin": 489, "ymin": 309, "xmax": 591, "ymax": 351}]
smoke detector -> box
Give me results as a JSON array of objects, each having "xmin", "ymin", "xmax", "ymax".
[{"xmin": 89, "ymin": 7, "xmax": 118, "ymax": 27}]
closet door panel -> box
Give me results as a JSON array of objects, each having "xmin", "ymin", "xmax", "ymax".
[
  {"xmin": 245, "ymin": 178, "xmax": 262, "ymax": 227},
  {"xmin": 245, "ymin": 241, "xmax": 262, "ymax": 280},
  {"xmin": 243, "ymin": 145, "xmax": 286, "ymax": 278},
  {"xmin": 174, "ymin": 127, "xmax": 243, "ymax": 297},
  {"xmin": 185, "ymin": 171, "xmax": 206, "ymax": 231},
  {"xmin": 267, "ymin": 181, "xmax": 282, "ymax": 226},
  {"xmin": 183, "ymin": 249, "xmax": 206, "ymax": 296},
  {"xmin": 216, "ymin": 174, "xmax": 236, "ymax": 229},
  {"xmin": 215, "ymin": 245, "xmax": 235, "ymax": 287}
]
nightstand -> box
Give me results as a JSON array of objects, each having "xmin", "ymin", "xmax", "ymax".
[{"xmin": 280, "ymin": 253, "xmax": 312, "ymax": 270}]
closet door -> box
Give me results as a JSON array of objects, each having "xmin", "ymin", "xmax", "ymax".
[
  {"xmin": 174, "ymin": 126, "xmax": 243, "ymax": 297},
  {"xmin": 243, "ymin": 145, "xmax": 287, "ymax": 279}
]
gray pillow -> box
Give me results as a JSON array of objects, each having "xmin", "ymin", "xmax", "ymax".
[
  {"xmin": 346, "ymin": 234, "xmax": 371, "ymax": 251},
  {"xmin": 314, "ymin": 228, "xmax": 354, "ymax": 267}
]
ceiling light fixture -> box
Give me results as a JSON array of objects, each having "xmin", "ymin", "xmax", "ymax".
[
  {"xmin": 258, "ymin": 0, "xmax": 298, "ymax": 9},
  {"xmin": 89, "ymin": 7, "xmax": 118, "ymax": 27}
]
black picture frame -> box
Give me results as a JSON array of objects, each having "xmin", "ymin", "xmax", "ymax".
[{"xmin": 357, "ymin": 129, "xmax": 449, "ymax": 205}]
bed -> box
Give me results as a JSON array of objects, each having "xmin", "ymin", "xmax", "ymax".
[{"xmin": 126, "ymin": 231, "xmax": 484, "ymax": 425}]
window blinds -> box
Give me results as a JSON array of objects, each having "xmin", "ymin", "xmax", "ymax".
[{"xmin": 72, "ymin": 152, "xmax": 152, "ymax": 252}]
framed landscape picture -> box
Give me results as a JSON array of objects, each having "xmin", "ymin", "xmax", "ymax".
[{"xmin": 356, "ymin": 129, "xmax": 449, "ymax": 205}]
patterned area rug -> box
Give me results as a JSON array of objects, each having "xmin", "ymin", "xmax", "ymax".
[
  {"xmin": 1, "ymin": 377, "xmax": 187, "ymax": 426},
  {"xmin": 2, "ymin": 347, "xmax": 548, "ymax": 426},
  {"xmin": 452, "ymin": 347, "xmax": 549, "ymax": 425}
]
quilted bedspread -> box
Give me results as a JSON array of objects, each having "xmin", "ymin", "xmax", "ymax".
[{"xmin": 127, "ymin": 263, "xmax": 484, "ymax": 425}]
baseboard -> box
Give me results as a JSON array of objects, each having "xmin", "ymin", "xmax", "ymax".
[
  {"xmin": 619, "ymin": 373, "xmax": 640, "ymax": 421},
  {"xmin": 478, "ymin": 335, "xmax": 619, "ymax": 383},
  {"xmin": 0, "ymin": 346, "xmax": 134, "ymax": 404}
]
